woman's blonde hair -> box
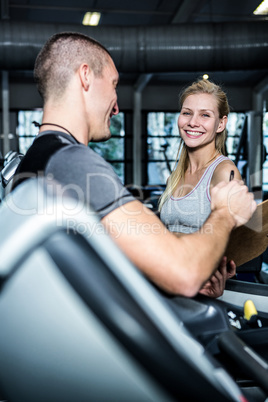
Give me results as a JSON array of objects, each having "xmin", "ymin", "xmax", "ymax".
[{"xmin": 158, "ymin": 79, "xmax": 230, "ymax": 211}]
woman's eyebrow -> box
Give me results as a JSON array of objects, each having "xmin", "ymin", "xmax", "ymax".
[
  {"xmin": 182, "ymin": 107, "xmax": 215, "ymax": 114},
  {"xmin": 200, "ymin": 108, "xmax": 215, "ymax": 114}
]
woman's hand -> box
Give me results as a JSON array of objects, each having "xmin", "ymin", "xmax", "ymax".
[{"xmin": 198, "ymin": 256, "xmax": 236, "ymax": 298}]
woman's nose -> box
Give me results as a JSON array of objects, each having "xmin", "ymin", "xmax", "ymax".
[{"xmin": 188, "ymin": 114, "xmax": 199, "ymax": 126}]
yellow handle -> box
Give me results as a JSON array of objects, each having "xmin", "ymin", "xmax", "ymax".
[{"xmin": 244, "ymin": 299, "xmax": 258, "ymax": 321}]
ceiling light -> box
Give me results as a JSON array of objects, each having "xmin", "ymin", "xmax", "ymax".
[
  {"xmin": 82, "ymin": 12, "xmax": 101, "ymax": 26},
  {"xmin": 253, "ymin": 0, "xmax": 268, "ymax": 15},
  {"xmin": 203, "ymin": 74, "xmax": 209, "ymax": 80}
]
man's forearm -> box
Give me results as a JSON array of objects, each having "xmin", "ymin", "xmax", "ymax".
[
  {"xmin": 176, "ymin": 207, "xmax": 235, "ymax": 292},
  {"xmin": 198, "ymin": 207, "xmax": 235, "ymax": 268},
  {"xmin": 103, "ymin": 180, "xmax": 256, "ymax": 297}
]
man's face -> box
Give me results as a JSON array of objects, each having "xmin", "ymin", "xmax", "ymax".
[{"xmin": 87, "ymin": 57, "xmax": 119, "ymax": 142}]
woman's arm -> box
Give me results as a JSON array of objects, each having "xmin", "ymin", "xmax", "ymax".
[{"xmin": 211, "ymin": 160, "xmax": 241, "ymax": 188}]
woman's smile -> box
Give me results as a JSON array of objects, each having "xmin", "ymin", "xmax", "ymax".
[{"xmin": 185, "ymin": 130, "xmax": 205, "ymax": 138}]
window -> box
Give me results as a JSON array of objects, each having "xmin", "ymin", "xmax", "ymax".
[
  {"xmin": 147, "ymin": 112, "xmax": 180, "ymax": 185},
  {"xmin": 225, "ymin": 113, "xmax": 247, "ymax": 178},
  {"xmin": 17, "ymin": 110, "xmax": 42, "ymax": 154},
  {"xmin": 89, "ymin": 113, "xmax": 125, "ymax": 182},
  {"xmin": 225, "ymin": 113, "xmax": 246, "ymax": 159},
  {"xmin": 17, "ymin": 111, "xmax": 126, "ymax": 183}
]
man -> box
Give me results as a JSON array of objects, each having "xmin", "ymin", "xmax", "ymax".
[{"xmin": 13, "ymin": 32, "xmax": 256, "ymax": 298}]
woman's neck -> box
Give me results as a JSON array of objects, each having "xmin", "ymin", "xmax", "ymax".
[{"xmin": 187, "ymin": 148, "xmax": 220, "ymax": 174}]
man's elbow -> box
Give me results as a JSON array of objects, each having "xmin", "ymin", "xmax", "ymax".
[
  {"xmin": 159, "ymin": 271, "xmax": 202, "ymax": 298},
  {"xmin": 165, "ymin": 284, "xmax": 200, "ymax": 298},
  {"xmin": 173, "ymin": 284, "xmax": 200, "ymax": 298}
]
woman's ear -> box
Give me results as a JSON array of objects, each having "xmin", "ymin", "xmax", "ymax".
[
  {"xmin": 78, "ymin": 63, "xmax": 91, "ymax": 91},
  {"xmin": 216, "ymin": 115, "xmax": 227, "ymax": 133}
]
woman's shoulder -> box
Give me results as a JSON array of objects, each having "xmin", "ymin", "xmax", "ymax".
[{"xmin": 211, "ymin": 157, "xmax": 241, "ymax": 185}]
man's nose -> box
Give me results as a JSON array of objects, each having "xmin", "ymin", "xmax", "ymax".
[{"xmin": 112, "ymin": 102, "xmax": 119, "ymax": 115}]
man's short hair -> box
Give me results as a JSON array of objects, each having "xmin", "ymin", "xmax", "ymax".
[{"xmin": 34, "ymin": 32, "xmax": 111, "ymax": 102}]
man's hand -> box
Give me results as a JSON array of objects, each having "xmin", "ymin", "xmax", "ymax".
[
  {"xmin": 211, "ymin": 180, "xmax": 257, "ymax": 228},
  {"xmin": 198, "ymin": 257, "xmax": 236, "ymax": 298}
]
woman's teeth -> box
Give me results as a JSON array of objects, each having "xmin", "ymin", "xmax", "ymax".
[{"xmin": 186, "ymin": 131, "xmax": 203, "ymax": 136}]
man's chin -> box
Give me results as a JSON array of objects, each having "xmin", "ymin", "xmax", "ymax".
[{"xmin": 91, "ymin": 132, "xmax": 111, "ymax": 143}]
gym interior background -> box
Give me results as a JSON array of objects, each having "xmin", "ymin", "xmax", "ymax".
[{"xmin": 1, "ymin": 0, "xmax": 268, "ymax": 205}]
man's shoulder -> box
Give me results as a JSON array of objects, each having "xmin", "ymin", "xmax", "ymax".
[
  {"xmin": 36, "ymin": 130, "xmax": 79, "ymax": 145},
  {"xmin": 48, "ymin": 140, "xmax": 114, "ymax": 174}
]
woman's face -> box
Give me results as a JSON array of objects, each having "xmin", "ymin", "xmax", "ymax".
[{"xmin": 178, "ymin": 93, "xmax": 227, "ymax": 149}]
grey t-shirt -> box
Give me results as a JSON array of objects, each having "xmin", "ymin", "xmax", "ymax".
[{"xmin": 22, "ymin": 131, "xmax": 136, "ymax": 219}]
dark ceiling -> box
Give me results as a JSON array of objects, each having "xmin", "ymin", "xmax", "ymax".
[
  {"xmin": 4, "ymin": 0, "xmax": 264, "ymax": 26},
  {"xmin": 2, "ymin": 0, "xmax": 268, "ymax": 89}
]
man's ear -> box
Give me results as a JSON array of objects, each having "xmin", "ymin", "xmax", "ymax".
[
  {"xmin": 78, "ymin": 63, "xmax": 91, "ymax": 91},
  {"xmin": 216, "ymin": 115, "xmax": 227, "ymax": 133}
]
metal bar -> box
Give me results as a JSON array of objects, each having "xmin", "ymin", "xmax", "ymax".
[
  {"xmin": 2, "ymin": 71, "xmax": 10, "ymax": 157},
  {"xmin": 133, "ymin": 91, "xmax": 142, "ymax": 186}
]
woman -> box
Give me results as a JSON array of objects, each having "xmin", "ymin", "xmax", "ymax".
[
  {"xmin": 159, "ymin": 79, "xmax": 239, "ymax": 295},
  {"xmin": 159, "ymin": 78, "xmax": 241, "ymax": 234}
]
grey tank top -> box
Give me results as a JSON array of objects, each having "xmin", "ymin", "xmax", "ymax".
[{"xmin": 160, "ymin": 155, "xmax": 230, "ymax": 234}]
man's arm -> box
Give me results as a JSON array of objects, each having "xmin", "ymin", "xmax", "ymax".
[{"xmin": 101, "ymin": 180, "xmax": 256, "ymax": 297}]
